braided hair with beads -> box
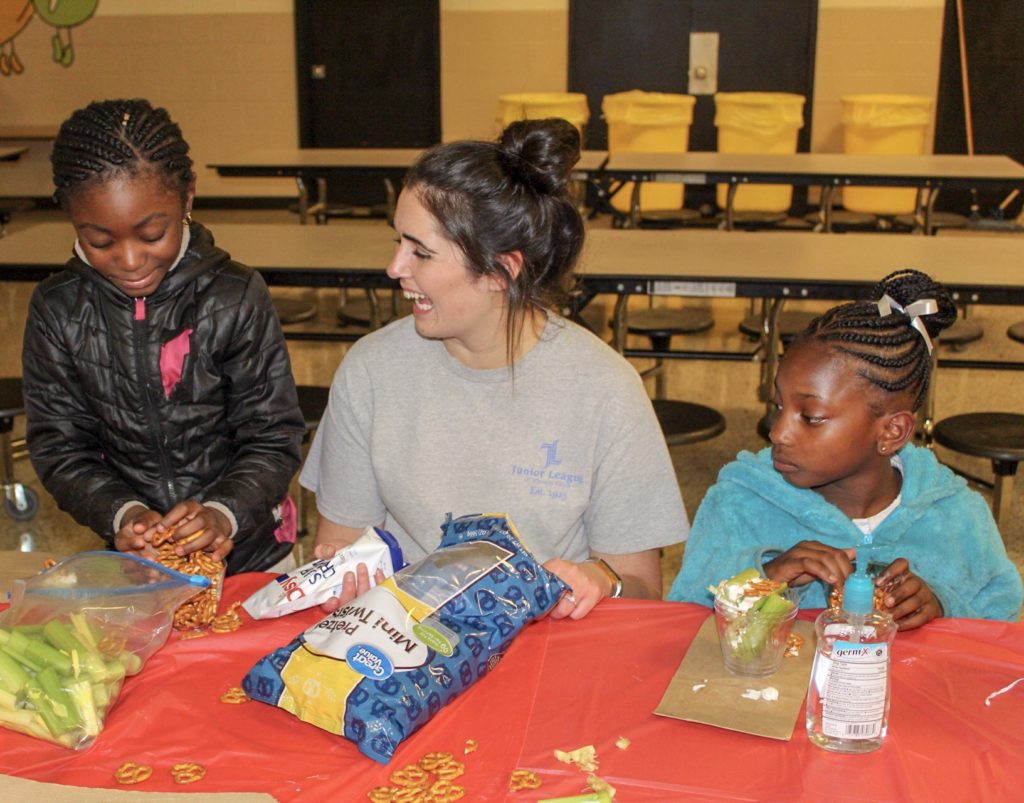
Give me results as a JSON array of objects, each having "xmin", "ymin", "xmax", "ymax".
[
  {"xmin": 51, "ymin": 98, "xmax": 194, "ymax": 208},
  {"xmin": 797, "ymin": 269, "xmax": 958, "ymax": 411}
]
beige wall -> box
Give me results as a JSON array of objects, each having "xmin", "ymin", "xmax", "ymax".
[{"xmin": 0, "ymin": 0, "xmax": 946, "ymax": 198}]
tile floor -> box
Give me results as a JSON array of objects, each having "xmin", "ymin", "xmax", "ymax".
[{"xmin": 2, "ymin": 208, "xmax": 1022, "ymax": 607}]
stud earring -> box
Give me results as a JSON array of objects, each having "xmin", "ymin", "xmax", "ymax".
[
  {"xmin": 183, "ymin": 211, "xmax": 193, "ymax": 226},
  {"xmin": 880, "ymin": 445, "xmax": 887, "ymax": 453}
]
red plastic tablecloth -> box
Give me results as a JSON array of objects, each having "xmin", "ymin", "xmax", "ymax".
[{"xmin": 2, "ymin": 573, "xmax": 1023, "ymax": 801}]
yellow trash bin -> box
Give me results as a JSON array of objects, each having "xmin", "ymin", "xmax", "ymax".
[
  {"xmin": 714, "ymin": 92, "xmax": 805, "ymax": 212},
  {"xmin": 841, "ymin": 94, "xmax": 933, "ymax": 215},
  {"xmin": 602, "ymin": 90, "xmax": 696, "ymax": 212},
  {"xmin": 496, "ymin": 92, "xmax": 590, "ymax": 141}
]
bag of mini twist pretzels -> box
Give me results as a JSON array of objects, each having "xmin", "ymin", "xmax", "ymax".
[
  {"xmin": 0, "ymin": 551, "xmax": 209, "ymax": 749},
  {"xmin": 242, "ymin": 512, "xmax": 569, "ymax": 763}
]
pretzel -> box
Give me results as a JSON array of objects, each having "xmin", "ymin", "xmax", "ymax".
[
  {"xmin": 785, "ymin": 633, "xmax": 806, "ymax": 658},
  {"xmin": 367, "ymin": 787, "xmax": 398, "ymax": 803},
  {"xmin": 829, "ymin": 586, "xmax": 885, "ymax": 612},
  {"xmin": 433, "ymin": 761, "xmax": 464, "ymax": 782},
  {"xmin": 177, "ymin": 630, "xmax": 209, "ymax": 640},
  {"xmin": 390, "ymin": 764, "xmax": 430, "ymax": 788},
  {"xmin": 508, "ymin": 769, "xmax": 542, "ymax": 791},
  {"xmin": 97, "ymin": 634, "xmax": 127, "ymax": 657},
  {"xmin": 392, "ymin": 787, "xmax": 429, "ymax": 803},
  {"xmin": 155, "ymin": 538, "xmax": 225, "ymax": 630},
  {"xmin": 42, "ymin": 558, "xmax": 57, "ymax": 570},
  {"xmin": 418, "ymin": 752, "xmax": 454, "ymax": 772},
  {"xmin": 427, "ymin": 779, "xmax": 466, "ymax": 802},
  {"xmin": 114, "ymin": 761, "xmax": 153, "ymax": 785},
  {"xmin": 463, "ymin": 739, "xmax": 478, "ymax": 754},
  {"xmin": 210, "ymin": 601, "xmax": 243, "ymax": 634},
  {"xmin": 220, "ymin": 686, "xmax": 250, "ymax": 704},
  {"xmin": 170, "ymin": 761, "xmax": 206, "ymax": 784}
]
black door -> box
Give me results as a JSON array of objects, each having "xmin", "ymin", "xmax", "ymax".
[
  {"xmin": 295, "ymin": 0, "xmax": 441, "ymax": 208},
  {"xmin": 569, "ymin": 0, "xmax": 818, "ymax": 209},
  {"xmin": 934, "ymin": 0, "xmax": 1024, "ymax": 219}
]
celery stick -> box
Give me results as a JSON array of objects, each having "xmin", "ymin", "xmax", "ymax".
[
  {"xmin": 25, "ymin": 638, "xmax": 73, "ymax": 675},
  {"xmin": 41, "ymin": 619, "xmax": 111, "ymax": 680},
  {"xmin": 37, "ymin": 667, "xmax": 81, "ymax": 728},
  {"xmin": 91, "ymin": 680, "xmax": 110, "ymax": 708},
  {"xmin": 0, "ymin": 706, "xmax": 50, "ymax": 740},
  {"xmin": 68, "ymin": 612, "xmax": 100, "ymax": 651},
  {"xmin": 6, "ymin": 628, "xmax": 32, "ymax": 653},
  {"xmin": 117, "ymin": 650, "xmax": 141, "ymax": 675},
  {"xmin": 0, "ymin": 688, "xmax": 16, "ymax": 710},
  {"xmin": 1, "ymin": 643, "xmax": 43, "ymax": 674},
  {"xmin": 42, "ymin": 619, "xmax": 91, "ymax": 656},
  {"xmin": 0, "ymin": 650, "xmax": 31, "ymax": 694},
  {"xmin": 67, "ymin": 678, "xmax": 100, "ymax": 738},
  {"xmin": 24, "ymin": 680, "xmax": 71, "ymax": 737},
  {"xmin": 13, "ymin": 624, "xmax": 44, "ymax": 636}
]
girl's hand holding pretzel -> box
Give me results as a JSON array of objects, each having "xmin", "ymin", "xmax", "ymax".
[{"xmin": 148, "ymin": 499, "xmax": 233, "ymax": 562}]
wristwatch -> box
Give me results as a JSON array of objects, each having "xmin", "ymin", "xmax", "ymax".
[{"xmin": 584, "ymin": 556, "xmax": 623, "ymax": 598}]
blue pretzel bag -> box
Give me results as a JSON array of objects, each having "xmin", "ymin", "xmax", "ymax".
[{"xmin": 242, "ymin": 513, "xmax": 569, "ymax": 763}]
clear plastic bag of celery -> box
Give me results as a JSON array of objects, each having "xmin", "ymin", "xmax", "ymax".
[{"xmin": 0, "ymin": 551, "xmax": 209, "ymax": 749}]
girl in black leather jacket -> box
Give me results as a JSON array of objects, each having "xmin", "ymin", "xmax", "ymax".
[{"xmin": 22, "ymin": 98, "xmax": 305, "ymax": 574}]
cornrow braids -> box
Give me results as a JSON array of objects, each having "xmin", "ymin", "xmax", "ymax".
[
  {"xmin": 52, "ymin": 98, "xmax": 194, "ymax": 207},
  {"xmin": 798, "ymin": 269, "xmax": 958, "ymax": 411}
]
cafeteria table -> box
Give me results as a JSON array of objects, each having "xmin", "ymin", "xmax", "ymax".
[
  {"xmin": 209, "ymin": 148, "xmax": 1024, "ymax": 232},
  {"xmin": 592, "ymin": 151, "xmax": 1024, "ymax": 231},
  {"xmin": 208, "ymin": 149, "xmax": 609, "ymax": 224},
  {"xmin": 2, "ymin": 572, "xmax": 1022, "ymax": 801}
]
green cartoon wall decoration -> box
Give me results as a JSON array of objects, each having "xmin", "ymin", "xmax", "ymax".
[{"xmin": 0, "ymin": 0, "xmax": 98, "ymax": 75}]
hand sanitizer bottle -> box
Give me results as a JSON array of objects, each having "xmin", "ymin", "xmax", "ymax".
[{"xmin": 805, "ymin": 553, "xmax": 897, "ymax": 753}]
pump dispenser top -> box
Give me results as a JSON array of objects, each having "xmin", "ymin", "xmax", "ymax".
[{"xmin": 842, "ymin": 554, "xmax": 876, "ymax": 614}]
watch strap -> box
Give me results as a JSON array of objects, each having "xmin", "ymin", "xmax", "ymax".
[{"xmin": 584, "ymin": 556, "xmax": 623, "ymax": 599}]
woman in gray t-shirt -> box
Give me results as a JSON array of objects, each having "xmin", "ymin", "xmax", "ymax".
[{"xmin": 300, "ymin": 118, "xmax": 689, "ymax": 619}]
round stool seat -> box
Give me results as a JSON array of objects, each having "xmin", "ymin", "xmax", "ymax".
[
  {"xmin": 739, "ymin": 310, "xmax": 819, "ymax": 343},
  {"xmin": 1006, "ymin": 321, "xmax": 1024, "ymax": 343},
  {"xmin": 803, "ymin": 209, "xmax": 878, "ymax": 230},
  {"xmin": 0, "ymin": 377, "xmax": 25, "ymax": 420},
  {"xmin": 893, "ymin": 211, "xmax": 968, "ymax": 232},
  {"xmin": 938, "ymin": 319, "xmax": 983, "ymax": 347},
  {"xmin": 652, "ymin": 399, "xmax": 726, "ymax": 447},
  {"xmin": 932, "ymin": 412, "xmax": 1024, "ymax": 464},
  {"xmin": 627, "ymin": 308, "xmax": 714, "ymax": 350},
  {"xmin": 637, "ymin": 208, "xmax": 702, "ymax": 229},
  {"xmin": 296, "ymin": 385, "xmax": 331, "ymax": 442},
  {"xmin": 337, "ymin": 296, "xmax": 374, "ymax": 328},
  {"xmin": 729, "ymin": 210, "xmax": 788, "ymax": 225},
  {"xmin": 272, "ymin": 297, "xmax": 317, "ymax": 325}
]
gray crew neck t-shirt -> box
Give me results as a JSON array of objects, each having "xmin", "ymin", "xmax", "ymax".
[{"xmin": 299, "ymin": 314, "xmax": 689, "ymax": 564}]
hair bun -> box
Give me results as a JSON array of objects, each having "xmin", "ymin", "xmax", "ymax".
[
  {"xmin": 875, "ymin": 268, "xmax": 957, "ymax": 337},
  {"xmin": 498, "ymin": 118, "xmax": 581, "ymax": 194}
]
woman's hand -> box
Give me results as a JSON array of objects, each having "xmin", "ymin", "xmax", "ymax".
[
  {"xmin": 764, "ymin": 541, "xmax": 856, "ymax": 587},
  {"xmin": 876, "ymin": 558, "xmax": 942, "ymax": 630},
  {"xmin": 543, "ymin": 558, "xmax": 615, "ymax": 620},
  {"xmin": 313, "ymin": 518, "xmax": 384, "ymax": 613},
  {"xmin": 147, "ymin": 499, "xmax": 234, "ymax": 563}
]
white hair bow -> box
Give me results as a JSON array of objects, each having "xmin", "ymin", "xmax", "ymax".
[{"xmin": 876, "ymin": 293, "xmax": 939, "ymax": 354}]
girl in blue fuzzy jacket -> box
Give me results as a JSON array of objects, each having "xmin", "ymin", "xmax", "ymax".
[{"xmin": 668, "ymin": 269, "xmax": 1023, "ymax": 629}]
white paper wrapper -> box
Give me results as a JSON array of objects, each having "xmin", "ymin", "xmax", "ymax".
[{"xmin": 241, "ymin": 527, "xmax": 404, "ymax": 619}]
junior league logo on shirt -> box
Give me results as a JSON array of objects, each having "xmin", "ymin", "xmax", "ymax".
[{"xmin": 511, "ymin": 440, "xmax": 585, "ymax": 501}]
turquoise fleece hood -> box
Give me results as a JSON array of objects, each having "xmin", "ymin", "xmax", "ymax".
[{"xmin": 668, "ymin": 443, "xmax": 1022, "ymax": 621}]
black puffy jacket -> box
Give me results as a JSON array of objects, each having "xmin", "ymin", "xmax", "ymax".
[{"xmin": 23, "ymin": 222, "xmax": 305, "ymax": 574}]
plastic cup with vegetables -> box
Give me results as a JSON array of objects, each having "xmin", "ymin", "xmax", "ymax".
[{"xmin": 711, "ymin": 568, "xmax": 799, "ymax": 677}]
